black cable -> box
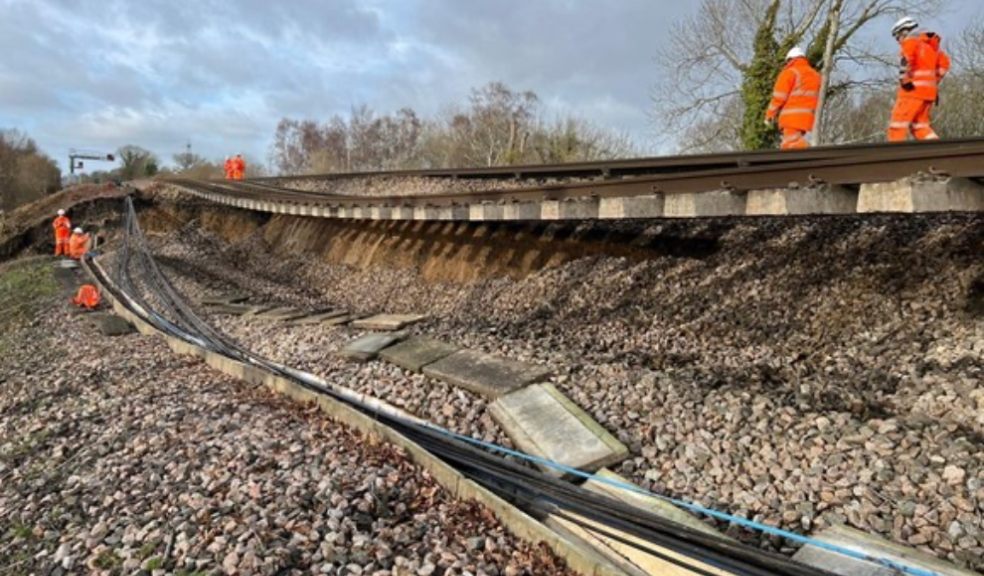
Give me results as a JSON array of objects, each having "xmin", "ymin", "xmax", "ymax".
[{"xmin": 95, "ymin": 196, "xmax": 838, "ymax": 576}]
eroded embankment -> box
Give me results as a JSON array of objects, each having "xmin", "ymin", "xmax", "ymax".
[
  {"xmin": 145, "ymin": 199, "xmax": 721, "ymax": 283},
  {"xmin": 0, "ymin": 184, "xmax": 126, "ymax": 260},
  {"xmin": 128, "ymin": 191, "xmax": 984, "ymax": 569}
]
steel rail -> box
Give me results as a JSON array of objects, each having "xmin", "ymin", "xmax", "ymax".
[
  {"xmin": 251, "ymin": 137, "xmax": 984, "ymax": 183},
  {"xmin": 95, "ymin": 196, "xmax": 841, "ymax": 576},
  {"xmin": 169, "ymin": 141, "xmax": 984, "ymax": 208}
]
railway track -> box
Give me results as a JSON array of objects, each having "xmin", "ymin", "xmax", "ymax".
[
  {"xmin": 253, "ymin": 138, "xmax": 984, "ymax": 183},
  {"xmin": 163, "ymin": 139, "xmax": 984, "ymax": 220},
  {"xmin": 82, "ymin": 196, "xmax": 963, "ymax": 576}
]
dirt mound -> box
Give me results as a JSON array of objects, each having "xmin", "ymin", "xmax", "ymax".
[{"xmin": 0, "ymin": 183, "xmax": 127, "ymax": 260}]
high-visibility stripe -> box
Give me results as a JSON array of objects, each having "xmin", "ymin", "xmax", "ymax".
[
  {"xmin": 888, "ymin": 121, "xmax": 911, "ymax": 129},
  {"xmin": 779, "ymin": 108, "xmax": 815, "ymax": 116},
  {"xmin": 912, "ymin": 70, "xmax": 935, "ymax": 77},
  {"xmin": 773, "ymin": 91, "xmax": 789, "ymax": 98},
  {"xmin": 912, "ymin": 123, "xmax": 931, "ymax": 128},
  {"xmin": 790, "ymin": 90, "xmax": 819, "ymax": 97},
  {"xmin": 912, "ymin": 80, "xmax": 937, "ymax": 87}
]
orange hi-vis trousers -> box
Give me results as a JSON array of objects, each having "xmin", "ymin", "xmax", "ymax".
[
  {"xmin": 54, "ymin": 235, "xmax": 70, "ymax": 256},
  {"xmin": 781, "ymin": 128, "xmax": 809, "ymax": 150},
  {"xmin": 888, "ymin": 94, "xmax": 939, "ymax": 141}
]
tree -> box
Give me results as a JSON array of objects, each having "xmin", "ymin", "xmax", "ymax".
[
  {"xmin": 173, "ymin": 150, "xmax": 207, "ymax": 172},
  {"xmin": 268, "ymin": 82, "xmax": 636, "ymax": 175},
  {"xmin": 0, "ymin": 129, "xmax": 60, "ymax": 210},
  {"xmin": 117, "ymin": 145, "xmax": 159, "ymax": 180},
  {"xmin": 654, "ymin": 0, "xmax": 941, "ymax": 151}
]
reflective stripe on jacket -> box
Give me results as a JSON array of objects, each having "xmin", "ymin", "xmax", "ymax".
[
  {"xmin": 898, "ymin": 31, "xmax": 950, "ymax": 101},
  {"xmin": 766, "ymin": 57, "xmax": 822, "ymax": 132}
]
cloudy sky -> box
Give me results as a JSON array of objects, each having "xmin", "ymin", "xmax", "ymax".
[{"xmin": 0, "ymin": 0, "xmax": 978, "ymax": 173}]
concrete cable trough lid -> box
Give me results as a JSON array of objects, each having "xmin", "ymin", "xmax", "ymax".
[
  {"xmin": 284, "ymin": 309, "xmax": 350, "ymax": 326},
  {"xmin": 253, "ymin": 306, "xmax": 304, "ymax": 320},
  {"xmin": 490, "ymin": 383, "xmax": 628, "ymax": 478},
  {"xmin": 792, "ymin": 524, "xmax": 979, "ymax": 576},
  {"xmin": 204, "ymin": 303, "xmax": 265, "ymax": 316},
  {"xmin": 378, "ymin": 336, "xmax": 460, "ymax": 372},
  {"xmin": 200, "ymin": 293, "xmax": 250, "ymax": 305},
  {"xmin": 351, "ymin": 313, "xmax": 428, "ymax": 331},
  {"xmin": 422, "ymin": 349, "xmax": 551, "ymax": 398},
  {"xmin": 337, "ymin": 331, "xmax": 407, "ymax": 362}
]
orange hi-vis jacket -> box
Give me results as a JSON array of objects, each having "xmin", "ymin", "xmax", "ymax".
[
  {"xmin": 233, "ymin": 156, "xmax": 246, "ymax": 180},
  {"xmin": 224, "ymin": 158, "xmax": 233, "ymax": 179},
  {"xmin": 53, "ymin": 215, "xmax": 72, "ymax": 239},
  {"xmin": 766, "ymin": 57, "xmax": 822, "ymax": 132},
  {"xmin": 72, "ymin": 284, "xmax": 101, "ymax": 309},
  {"xmin": 68, "ymin": 232, "xmax": 90, "ymax": 259},
  {"xmin": 898, "ymin": 31, "xmax": 949, "ymax": 101}
]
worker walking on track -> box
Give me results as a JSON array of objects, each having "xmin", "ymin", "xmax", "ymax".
[
  {"xmin": 68, "ymin": 227, "xmax": 91, "ymax": 260},
  {"xmin": 887, "ymin": 16, "xmax": 950, "ymax": 142},
  {"xmin": 52, "ymin": 209, "xmax": 71, "ymax": 256},
  {"xmin": 232, "ymin": 154, "xmax": 246, "ymax": 180},
  {"xmin": 765, "ymin": 47, "xmax": 821, "ymax": 150},
  {"xmin": 224, "ymin": 156, "xmax": 233, "ymax": 180}
]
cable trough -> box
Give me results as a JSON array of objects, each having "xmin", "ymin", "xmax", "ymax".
[{"xmin": 87, "ymin": 196, "xmax": 952, "ymax": 576}]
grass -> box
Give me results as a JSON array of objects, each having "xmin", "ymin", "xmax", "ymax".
[
  {"xmin": 0, "ymin": 429, "xmax": 51, "ymax": 470},
  {"xmin": 0, "ymin": 256, "xmax": 60, "ymax": 355},
  {"xmin": 93, "ymin": 549, "xmax": 122, "ymax": 570},
  {"xmin": 7, "ymin": 523, "xmax": 33, "ymax": 540}
]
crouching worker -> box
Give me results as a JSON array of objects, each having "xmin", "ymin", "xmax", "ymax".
[
  {"xmin": 68, "ymin": 227, "xmax": 91, "ymax": 260},
  {"xmin": 72, "ymin": 284, "xmax": 101, "ymax": 310}
]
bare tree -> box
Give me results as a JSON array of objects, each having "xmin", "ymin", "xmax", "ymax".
[
  {"xmin": 0, "ymin": 130, "xmax": 60, "ymax": 210},
  {"xmin": 654, "ymin": 0, "xmax": 941, "ymax": 151},
  {"xmin": 269, "ymin": 82, "xmax": 636, "ymax": 175},
  {"xmin": 117, "ymin": 145, "xmax": 158, "ymax": 180},
  {"xmin": 173, "ymin": 150, "xmax": 207, "ymax": 172}
]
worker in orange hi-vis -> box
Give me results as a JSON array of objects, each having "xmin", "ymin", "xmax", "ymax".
[
  {"xmin": 233, "ymin": 154, "xmax": 246, "ymax": 180},
  {"xmin": 223, "ymin": 156, "xmax": 233, "ymax": 180},
  {"xmin": 68, "ymin": 227, "xmax": 91, "ymax": 260},
  {"xmin": 764, "ymin": 46, "xmax": 821, "ymax": 150},
  {"xmin": 52, "ymin": 209, "xmax": 72, "ymax": 256},
  {"xmin": 887, "ymin": 16, "xmax": 950, "ymax": 142},
  {"xmin": 71, "ymin": 284, "xmax": 101, "ymax": 310}
]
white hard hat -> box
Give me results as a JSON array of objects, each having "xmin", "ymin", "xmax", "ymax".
[
  {"xmin": 892, "ymin": 16, "xmax": 918, "ymax": 37},
  {"xmin": 785, "ymin": 46, "xmax": 806, "ymax": 60},
  {"xmin": 73, "ymin": 227, "xmax": 83, "ymax": 234},
  {"xmin": 57, "ymin": 209, "xmax": 65, "ymax": 216}
]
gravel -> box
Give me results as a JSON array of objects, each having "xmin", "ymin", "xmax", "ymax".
[
  {"xmin": 270, "ymin": 175, "xmax": 599, "ymax": 198},
  {"xmin": 122, "ymin": 209, "xmax": 984, "ymax": 570},
  {"xmin": 0, "ymin": 259, "xmax": 575, "ymax": 576}
]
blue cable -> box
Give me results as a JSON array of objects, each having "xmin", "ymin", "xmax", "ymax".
[{"xmin": 421, "ymin": 422, "xmax": 940, "ymax": 576}]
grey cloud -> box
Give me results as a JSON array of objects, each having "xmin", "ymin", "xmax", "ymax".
[{"xmin": 0, "ymin": 0, "xmax": 974, "ymax": 172}]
